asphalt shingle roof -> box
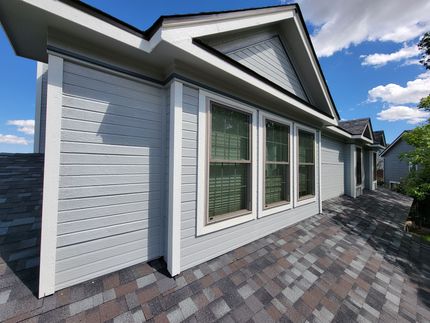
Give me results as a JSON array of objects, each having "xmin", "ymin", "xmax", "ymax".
[
  {"xmin": 373, "ymin": 130, "xmax": 385, "ymax": 146},
  {"xmin": 338, "ymin": 118, "xmax": 370, "ymax": 135}
]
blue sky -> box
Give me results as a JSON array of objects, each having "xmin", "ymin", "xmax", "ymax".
[{"xmin": 1, "ymin": 0, "xmax": 429, "ymax": 152}]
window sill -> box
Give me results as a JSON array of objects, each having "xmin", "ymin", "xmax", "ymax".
[
  {"xmin": 295, "ymin": 195, "xmax": 316, "ymax": 207},
  {"xmin": 260, "ymin": 201, "xmax": 291, "ymax": 218},
  {"xmin": 197, "ymin": 211, "xmax": 255, "ymax": 236}
]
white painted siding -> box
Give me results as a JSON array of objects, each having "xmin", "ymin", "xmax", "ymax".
[
  {"xmin": 225, "ymin": 37, "xmax": 307, "ymax": 101},
  {"xmin": 180, "ymin": 85, "xmax": 319, "ymax": 270},
  {"xmin": 321, "ymin": 136, "xmax": 345, "ymax": 200},
  {"xmin": 55, "ymin": 61, "xmax": 166, "ymax": 290}
]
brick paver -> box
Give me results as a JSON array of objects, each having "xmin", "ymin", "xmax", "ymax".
[{"xmin": 1, "ymin": 160, "xmax": 429, "ymax": 323}]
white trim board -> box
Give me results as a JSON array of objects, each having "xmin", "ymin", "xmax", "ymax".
[
  {"xmin": 167, "ymin": 81, "xmax": 183, "ymax": 277},
  {"xmin": 38, "ymin": 54, "xmax": 63, "ymax": 298},
  {"xmin": 34, "ymin": 62, "xmax": 45, "ymax": 153}
]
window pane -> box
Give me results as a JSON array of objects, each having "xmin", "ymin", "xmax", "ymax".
[
  {"xmin": 265, "ymin": 164, "xmax": 289, "ymax": 206},
  {"xmin": 211, "ymin": 103, "xmax": 250, "ymax": 160},
  {"xmin": 266, "ymin": 120, "xmax": 289, "ymax": 162},
  {"xmin": 356, "ymin": 148, "xmax": 362, "ymax": 185},
  {"xmin": 299, "ymin": 165, "xmax": 314, "ymax": 198},
  {"xmin": 208, "ymin": 162, "xmax": 249, "ymax": 220},
  {"xmin": 299, "ymin": 130, "xmax": 314, "ymax": 163}
]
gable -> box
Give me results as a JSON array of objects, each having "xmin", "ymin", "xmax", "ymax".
[
  {"xmin": 221, "ymin": 36, "xmax": 308, "ymax": 101},
  {"xmin": 363, "ymin": 124, "xmax": 372, "ymax": 140}
]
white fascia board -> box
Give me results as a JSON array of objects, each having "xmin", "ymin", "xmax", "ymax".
[
  {"xmin": 292, "ymin": 15, "xmax": 338, "ymax": 121},
  {"xmin": 361, "ymin": 124, "xmax": 374, "ymax": 141},
  {"xmin": 167, "ymin": 81, "xmax": 183, "ymax": 276},
  {"xmin": 22, "ymin": 0, "xmax": 159, "ymax": 53},
  {"xmin": 325, "ymin": 125, "xmax": 352, "ymax": 139},
  {"xmin": 161, "ymin": 10, "xmax": 295, "ymax": 40},
  {"xmin": 38, "ymin": 54, "xmax": 63, "ymax": 297},
  {"xmin": 354, "ymin": 135, "xmax": 373, "ymax": 144},
  {"xmin": 165, "ymin": 38, "xmax": 336, "ymax": 125}
]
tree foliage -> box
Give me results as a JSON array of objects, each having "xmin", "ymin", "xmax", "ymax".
[
  {"xmin": 418, "ymin": 94, "xmax": 430, "ymax": 112},
  {"xmin": 418, "ymin": 31, "xmax": 430, "ymax": 70},
  {"xmin": 398, "ymin": 32, "xmax": 430, "ymax": 203},
  {"xmin": 400, "ymin": 125, "xmax": 430, "ymax": 200}
]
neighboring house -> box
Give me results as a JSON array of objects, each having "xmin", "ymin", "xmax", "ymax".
[
  {"xmin": 381, "ymin": 130, "xmax": 413, "ymax": 188},
  {"xmin": 372, "ymin": 130, "xmax": 387, "ymax": 181},
  {"xmin": 0, "ymin": 1, "xmax": 382, "ymax": 297},
  {"xmin": 337, "ymin": 118, "xmax": 380, "ymax": 196}
]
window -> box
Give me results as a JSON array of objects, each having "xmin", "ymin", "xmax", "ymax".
[
  {"xmin": 208, "ymin": 102, "xmax": 252, "ymax": 223},
  {"xmin": 264, "ymin": 120, "xmax": 290, "ymax": 208},
  {"xmin": 373, "ymin": 152, "xmax": 377, "ymax": 181},
  {"xmin": 298, "ymin": 129, "xmax": 315, "ymax": 200},
  {"xmin": 356, "ymin": 147, "xmax": 362, "ymax": 185}
]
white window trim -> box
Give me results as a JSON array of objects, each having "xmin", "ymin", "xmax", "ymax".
[
  {"xmin": 258, "ymin": 111, "xmax": 293, "ymax": 218},
  {"xmin": 294, "ymin": 123, "xmax": 317, "ymax": 207},
  {"xmin": 197, "ymin": 90, "xmax": 257, "ymax": 236},
  {"xmin": 354, "ymin": 145, "xmax": 364, "ymax": 189},
  {"xmin": 372, "ymin": 151, "xmax": 378, "ymax": 186}
]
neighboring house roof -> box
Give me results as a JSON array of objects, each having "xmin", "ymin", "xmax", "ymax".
[
  {"xmin": 338, "ymin": 118, "xmax": 374, "ymax": 141},
  {"xmin": 380, "ymin": 130, "xmax": 411, "ymax": 157},
  {"xmin": 0, "ymin": 1, "xmax": 340, "ymax": 124},
  {"xmin": 373, "ymin": 130, "xmax": 386, "ymax": 147}
]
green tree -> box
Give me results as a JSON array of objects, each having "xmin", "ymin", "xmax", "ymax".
[
  {"xmin": 401, "ymin": 125, "xmax": 430, "ymax": 200},
  {"xmin": 398, "ymin": 31, "xmax": 430, "ymax": 223},
  {"xmin": 418, "ymin": 31, "xmax": 430, "ymax": 70}
]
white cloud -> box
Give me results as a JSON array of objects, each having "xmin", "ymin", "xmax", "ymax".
[
  {"xmin": 297, "ymin": 0, "xmax": 430, "ymax": 57},
  {"xmin": 7, "ymin": 119, "xmax": 35, "ymax": 135},
  {"xmin": 368, "ymin": 72, "xmax": 430, "ymax": 104},
  {"xmin": 0, "ymin": 134, "xmax": 29, "ymax": 145},
  {"xmin": 361, "ymin": 44, "xmax": 419, "ymax": 67},
  {"xmin": 377, "ymin": 106, "xmax": 430, "ymax": 124}
]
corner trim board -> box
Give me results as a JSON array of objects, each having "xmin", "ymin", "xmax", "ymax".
[
  {"xmin": 38, "ymin": 55, "xmax": 63, "ymax": 298},
  {"xmin": 34, "ymin": 62, "xmax": 44, "ymax": 153},
  {"xmin": 167, "ymin": 81, "xmax": 183, "ymax": 276},
  {"xmin": 318, "ymin": 130, "xmax": 322, "ymax": 213}
]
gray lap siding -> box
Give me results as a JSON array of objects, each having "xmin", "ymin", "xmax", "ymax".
[{"xmin": 55, "ymin": 61, "xmax": 167, "ymax": 290}]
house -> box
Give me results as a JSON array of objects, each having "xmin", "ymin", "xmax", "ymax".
[
  {"xmin": 0, "ymin": 1, "xmax": 382, "ymax": 298},
  {"xmin": 372, "ymin": 130, "xmax": 387, "ymax": 181},
  {"xmin": 337, "ymin": 118, "xmax": 381, "ymax": 195},
  {"xmin": 381, "ymin": 130, "xmax": 414, "ymax": 188}
]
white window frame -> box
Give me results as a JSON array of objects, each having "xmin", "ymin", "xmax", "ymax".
[
  {"xmin": 372, "ymin": 152, "xmax": 378, "ymax": 183},
  {"xmin": 294, "ymin": 123, "xmax": 317, "ymax": 207},
  {"xmin": 258, "ymin": 111, "xmax": 293, "ymax": 218},
  {"xmin": 355, "ymin": 145, "xmax": 363, "ymax": 188},
  {"xmin": 197, "ymin": 90, "xmax": 257, "ymax": 236}
]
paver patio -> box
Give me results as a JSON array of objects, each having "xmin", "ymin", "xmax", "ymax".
[{"xmin": 1, "ymin": 155, "xmax": 429, "ymax": 322}]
